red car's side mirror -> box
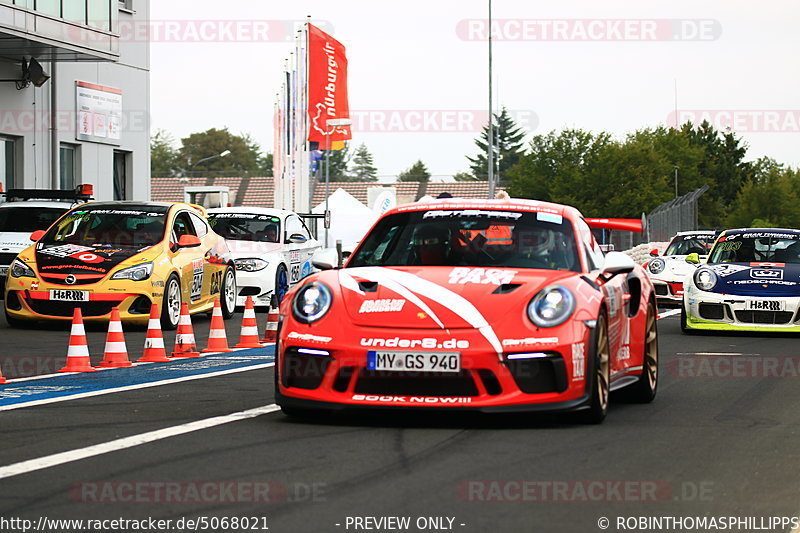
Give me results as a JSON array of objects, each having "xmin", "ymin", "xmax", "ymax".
[
  {"xmin": 30, "ymin": 230, "xmax": 46, "ymax": 242},
  {"xmin": 177, "ymin": 234, "xmax": 202, "ymax": 248}
]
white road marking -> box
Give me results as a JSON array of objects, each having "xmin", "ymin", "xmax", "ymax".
[
  {"xmin": 657, "ymin": 309, "xmax": 681, "ymax": 319},
  {"xmin": 0, "ymin": 404, "xmax": 280, "ymax": 481},
  {"xmin": 677, "ymin": 352, "xmax": 761, "ymax": 357},
  {"xmin": 0, "ymin": 363, "xmax": 275, "ymax": 412}
]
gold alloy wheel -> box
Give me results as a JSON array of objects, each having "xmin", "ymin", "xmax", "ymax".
[
  {"xmin": 596, "ymin": 314, "xmax": 610, "ymax": 413},
  {"xmin": 644, "ymin": 303, "xmax": 659, "ymax": 391}
]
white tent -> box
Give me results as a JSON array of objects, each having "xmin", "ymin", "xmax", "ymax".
[{"xmin": 312, "ymin": 188, "xmax": 378, "ymax": 250}]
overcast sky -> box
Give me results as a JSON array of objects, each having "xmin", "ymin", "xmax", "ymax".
[{"xmin": 150, "ymin": 1, "xmax": 800, "ymax": 180}]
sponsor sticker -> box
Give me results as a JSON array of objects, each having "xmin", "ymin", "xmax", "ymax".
[
  {"xmin": 190, "ymin": 259, "xmax": 204, "ymax": 301},
  {"xmin": 709, "ymin": 264, "xmax": 749, "ymax": 277},
  {"xmin": 751, "ymin": 269, "xmax": 783, "ymax": 280},
  {"xmin": 360, "ymin": 337, "xmax": 469, "ymax": 350},
  {"xmin": 351, "ymin": 394, "xmax": 472, "ymax": 405},
  {"xmin": 536, "ymin": 212, "xmax": 563, "ymax": 224},
  {"xmin": 287, "ymin": 331, "xmax": 332, "ymax": 343},
  {"xmin": 358, "ymin": 299, "xmax": 406, "ymax": 313},
  {"xmin": 40, "ymin": 244, "xmax": 93, "ymax": 258},
  {"xmin": 449, "ymin": 267, "xmax": 517, "ymax": 285},
  {"xmin": 571, "ymin": 342, "xmax": 585, "ymax": 381},
  {"xmin": 422, "ymin": 210, "xmax": 522, "ymax": 220},
  {"xmin": 502, "ymin": 337, "xmax": 559, "ymax": 347}
]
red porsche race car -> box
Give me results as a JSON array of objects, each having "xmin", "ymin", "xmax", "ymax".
[{"xmin": 275, "ymin": 198, "xmax": 658, "ymax": 423}]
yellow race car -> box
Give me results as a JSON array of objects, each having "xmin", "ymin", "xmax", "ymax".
[{"xmin": 4, "ymin": 201, "xmax": 237, "ymax": 329}]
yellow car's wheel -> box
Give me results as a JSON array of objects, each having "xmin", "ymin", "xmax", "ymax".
[{"xmin": 161, "ymin": 274, "xmax": 181, "ymax": 330}]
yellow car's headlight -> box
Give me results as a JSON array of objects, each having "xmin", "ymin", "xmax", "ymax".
[
  {"xmin": 10, "ymin": 259, "xmax": 36, "ymax": 278},
  {"xmin": 111, "ymin": 262, "xmax": 154, "ymax": 281}
]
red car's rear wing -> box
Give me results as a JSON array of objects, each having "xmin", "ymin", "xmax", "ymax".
[{"xmin": 585, "ymin": 218, "xmax": 644, "ymax": 233}]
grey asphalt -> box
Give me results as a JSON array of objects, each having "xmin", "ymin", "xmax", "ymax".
[{"xmin": 1, "ymin": 316, "xmax": 799, "ymax": 533}]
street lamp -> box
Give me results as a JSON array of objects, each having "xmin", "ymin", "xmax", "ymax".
[
  {"xmin": 190, "ymin": 149, "xmax": 232, "ymax": 173},
  {"xmin": 324, "ymin": 118, "xmax": 351, "ymax": 247},
  {"xmin": 673, "ymin": 165, "xmax": 679, "ymax": 199}
]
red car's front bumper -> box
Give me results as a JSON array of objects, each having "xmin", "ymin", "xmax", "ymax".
[{"xmin": 276, "ymin": 325, "xmax": 595, "ymax": 413}]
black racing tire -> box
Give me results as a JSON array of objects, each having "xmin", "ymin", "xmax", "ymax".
[
  {"xmin": 220, "ymin": 266, "xmax": 237, "ymax": 319},
  {"xmin": 624, "ymin": 299, "xmax": 659, "ymax": 403},
  {"xmin": 161, "ymin": 274, "xmax": 181, "ymax": 330},
  {"xmin": 4, "ymin": 309, "xmax": 31, "ymax": 329},
  {"xmin": 680, "ymin": 304, "xmax": 696, "ymax": 335},
  {"xmin": 578, "ymin": 309, "xmax": 611, "ymax": 424}
]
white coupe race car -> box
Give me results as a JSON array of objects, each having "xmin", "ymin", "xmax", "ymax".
[
  {"xmin": 207, "ymin": 207, "xmax": 321, "ymax": 307},
  {"xmin": 645, "ymin": 230, "xmax": 716, "ymax": 304}
]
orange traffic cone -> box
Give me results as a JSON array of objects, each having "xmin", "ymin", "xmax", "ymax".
[
  {"xmin": 138, "ymin": 303, "xmax": 170, "ymax": 363},
  {"xmin": 172, "ymin": 302, "xmax": 200, "ymax": 358},
  {"xmin": 203, "ymin": 297, "xmax": 232, "ymax": 353},
  {"xmin": 235, "ymin": 296, "xmax": 264, "ymax": 349},
  {"xmin": 59, "ymin": 308, "xmax": 97, "ymax": 372},
  {"xmin": 98, "ymin": 307, "xmax": 132, "ymax": 368},
  {"xmin": 261, "ymin": 304, "xmax": 279, "ymax": 343},
  {"xmin": 0, "ymin": 363, "xmax": 7, "ymax": 384}
]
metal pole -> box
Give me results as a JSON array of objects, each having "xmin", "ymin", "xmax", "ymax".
[
  {"xmin": 674, "ymin": 166, "xmax": 679, "ymax": 199},
  {"xmin": 487, "ymin": 0, "xmax": 495, "ymax": 199},
  {"xmin": 50, "ymin": 60, "xmax": 58, "ymax": 190},
  {"xmin": 324, "ymin": 133, "xmax": 330, "ymax": 247}
]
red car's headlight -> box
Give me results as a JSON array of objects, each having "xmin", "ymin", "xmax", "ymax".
[
  {"xmin": 527, "ymin": 286, "xmax": 575, "ymax": 328},
  {"xmin": 291, "ymin": 282, "xmax": 333, "ymax": 324}
]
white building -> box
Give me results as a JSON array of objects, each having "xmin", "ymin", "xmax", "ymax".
[{"xmin": 0, "ymin": 0, "xmax": 149, "ymax": 200}]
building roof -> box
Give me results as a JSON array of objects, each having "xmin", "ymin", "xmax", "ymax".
[{"xmin": 151, "ymin": 176, "xmax": 504, "ymax": 209}]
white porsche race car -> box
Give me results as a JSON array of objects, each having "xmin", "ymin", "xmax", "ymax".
[
  {"xmin": 645, "ymin": 230, "xmax": 716, "ymax": 304},
  {"xmin": 207, "ymin": 207, "xmax": 321, "ymax": 307}
]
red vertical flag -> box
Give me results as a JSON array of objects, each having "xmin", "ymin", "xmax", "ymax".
[{"xmin": 307, "ymin": 23, "xmax": 352, "ymax": 144}]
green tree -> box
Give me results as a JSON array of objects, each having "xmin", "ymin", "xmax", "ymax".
[
  {"xmin": 321, "ymin": 142, "xmax": 352, "ymax": 181},
  {"xmin": 350, "ymin": 143, "xmax": 379, "ymax": 181},
  {"xmin": 398, "ymin": 160, "xmax": 431, "ymax": 182},
  {"xmin": 467, "ymin": 107, "xmax": 527, "ymax": 184},
  {"xmin": 150, "ymin": 129, "xmax": 180, "ymax": 177},
  {"xmin": 726, "ymin": 159, "xmax": 800, "ymax": 228},
  {"xmin": 179, "ymin": 128, "xmax": 264, "ymax": 176},
  {"xmin": 507, "ymin": 128, "xmax": 613, "ymax": 213}
]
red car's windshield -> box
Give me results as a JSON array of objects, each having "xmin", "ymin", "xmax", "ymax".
[{"xmin": 348, "ymin": 209, "xmax": 580, "ymax": 271}]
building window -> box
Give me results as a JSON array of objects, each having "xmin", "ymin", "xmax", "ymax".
[
  {"xmin": 60, "ymin": 144, "xmax": 77, "ymax": 189},
  {"xmin": 113, "ymin": 150, "xmax": 128, "ymax": 200},
  {"xmin": 1, "ymin": 136, "xmax": 18, "ymax": 192},
  {"xmin": 118, "ymin": 0, "xmax": 133, "ymax": 11}
]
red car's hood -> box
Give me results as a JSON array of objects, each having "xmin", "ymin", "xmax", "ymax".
[{"xmin": 338, "ymin": 266, "xmax": 576, "ymax": 333}]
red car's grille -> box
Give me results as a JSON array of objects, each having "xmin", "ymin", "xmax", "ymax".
[{"xmin": 354, "ymin": 369, "xmax": 480, "ymax": 397}]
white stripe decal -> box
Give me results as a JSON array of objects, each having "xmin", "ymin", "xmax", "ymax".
[
  {"xmin": 349, "ymin": 267, "xmax": 504, "ymax": 356},
  {"xmin": 339, "ymin": 271, "xmax": 365, "ymax": 295},
  {"xmin": 0, "ymin": 403, "xmax": 280, "ymax": 480}
]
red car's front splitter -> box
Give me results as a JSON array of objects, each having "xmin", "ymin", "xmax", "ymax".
[{"xmin": 275, "ymin": 341, "xmax": 595, "ymax": 414}]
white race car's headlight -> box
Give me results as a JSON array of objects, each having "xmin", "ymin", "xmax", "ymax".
[
  {"xmin": 292, "ymin": 282, "xmax": 332, "ymax": 324},
  {"xmin": 10, "ymin": 259, "xmax": 35, "ymax": 278},
  {"xmin": 527, "ymin": 286, "xmax": 575, "ymax": 328},
  {"xmin": 648, "ymin": 258, "xmax": 666, "ymax": 275},
  {"xmin": 111, "ymin": 262, "xmax": 153, "ymax": 281},
  {"xmin": 235, "ymin": 258, "xmax": 268, "ymax": 272},
  {"xmin": 694, "ymin": 269, "xmax": 718, "ymax": 291}
]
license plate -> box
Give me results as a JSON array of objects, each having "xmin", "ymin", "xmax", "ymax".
[
  {"xmin": 747, "ymin": 300, "xmax": 785, "ymax": 311},
  {"xmin": 367, "ymin": 351, "xmax": 461, "ymax": 373},
  {"xmin": 49, "ymin": 289, "xmax": 89, "ymax": 302}
]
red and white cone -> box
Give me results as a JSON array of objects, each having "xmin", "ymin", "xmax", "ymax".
[
  {"xmin": 59, "ymin": 308, "xmax": 97, "ymax": 372},
  {"xmin": 138, "ymin": 303, "xmax": 170, "ymax": 363},
  {"xmin": 0, "ymin": 363, "xmax": 7, "ymax": 384},
  {"xmin": 203, "ymin": 297, "xmax": 232, "ymax": 353},
  {"xmin": 172, "ymin": 302, "xmax": 200, "ymax": 358},
  {"xmin": 260, "ymin": 304, "xmax": 279, "ymax": 343},
  {"xmin": 235, "ymin": 296, "xmax": 264, "ymax": 349},
  {"xmin": 98, "ymin": 307, "xmax": 132, "ymax": 368}
]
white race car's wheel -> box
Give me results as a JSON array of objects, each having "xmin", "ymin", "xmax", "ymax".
[{"xmin": 221, "ymin": 266, "xmax": 236, "ymax": 319}]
